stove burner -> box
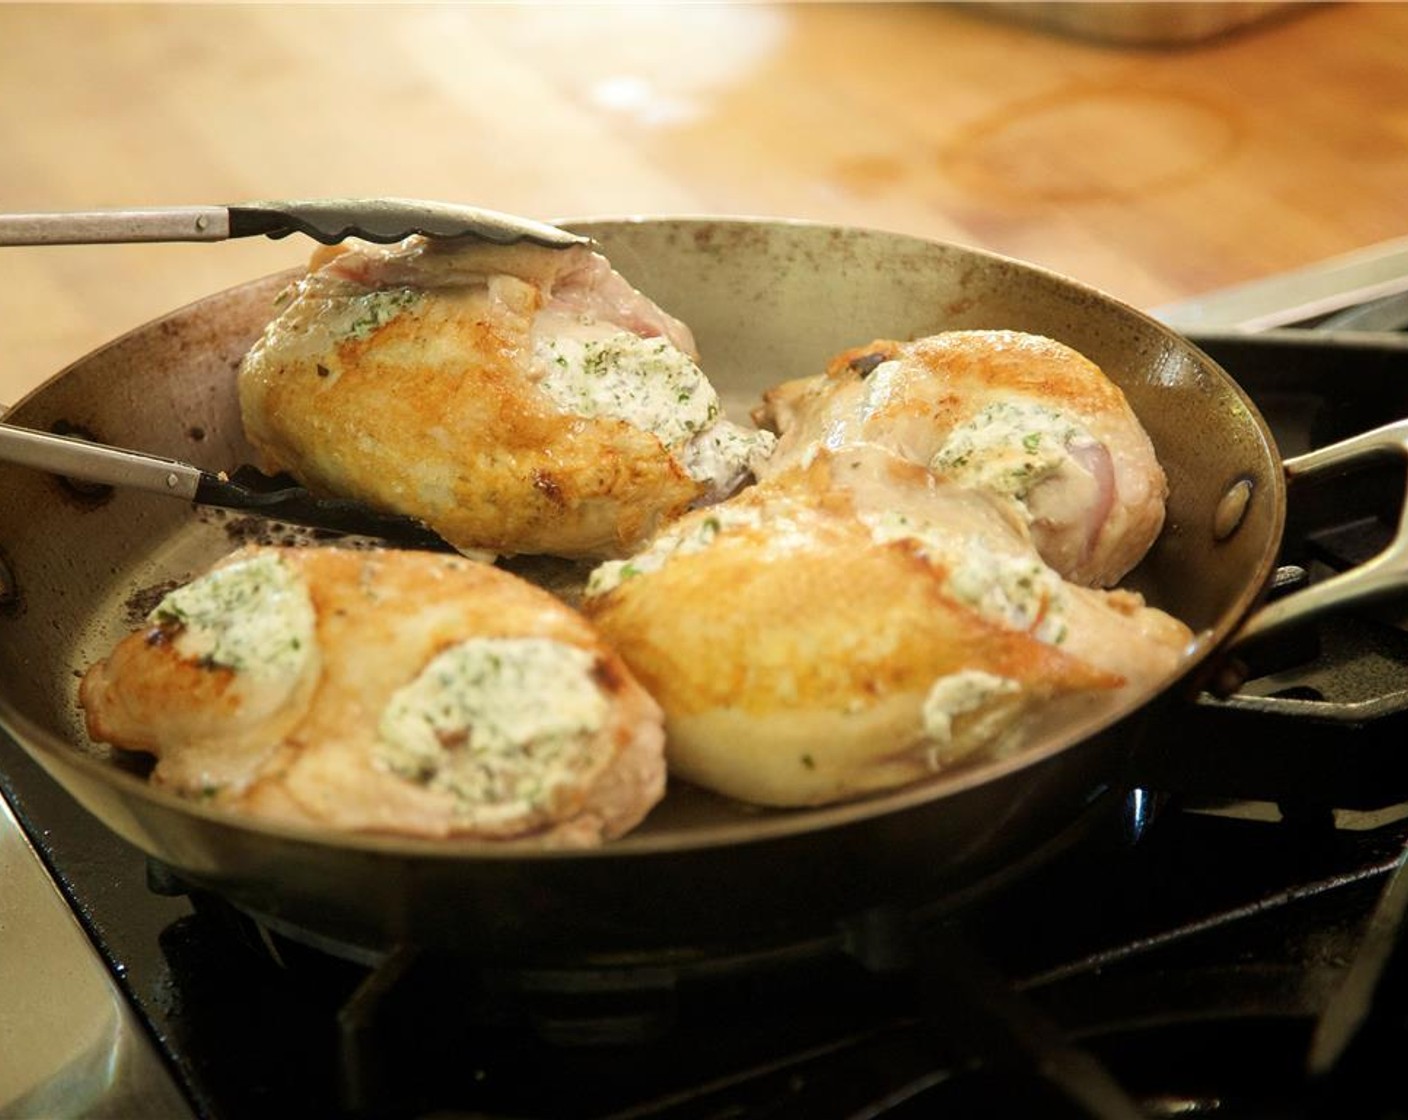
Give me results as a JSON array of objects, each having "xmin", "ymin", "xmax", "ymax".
[{"xmin": 133, "ymin": 792, "xmax": 1408, "ymax": 1119}]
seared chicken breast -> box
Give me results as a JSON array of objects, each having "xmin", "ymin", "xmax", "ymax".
[
  {"xmin": 79, "ymin": 546, "xmax": 666, "ymax": 846},
  {"xmin": 581, "ymin": 448, "xmax": 1190, "ymax": 808},
  {"xmin": 756, "ymin": 331, "xmax": 1166, "ymax": 587},
  {"xmin": 239, "ymin": 237, "xmax": 774, "ymax": 559}
]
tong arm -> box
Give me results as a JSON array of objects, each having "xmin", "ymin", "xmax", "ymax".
[
  {"xmin": 0, "ymin": 422, "xmax": 450, "ymax": 548},
  {"xmin": 0, "ymin": 422, "xmax": 203, "ymax": 498},
  {"xmin": 0, "ymin": 199, "xmax": 588, "ymax": 249}
]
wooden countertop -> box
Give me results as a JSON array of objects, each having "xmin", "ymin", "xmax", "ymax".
[{"xmin": 2, "ymin": 1, "xmax": 1406, "ymax": 403}]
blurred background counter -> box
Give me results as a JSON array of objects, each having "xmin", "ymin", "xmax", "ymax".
[{"xmin": 2, "ymin": 1, "xmax": 1406, "ymax": 401}]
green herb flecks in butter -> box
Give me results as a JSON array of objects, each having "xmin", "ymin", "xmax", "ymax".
[
  {"xmin": 534, "ymin": 329, "xmax": 774, "ymax": 491},
  {"xmin": 584, "ymin": 504, "xmax": 764, "ymax": 598},
  {"xmin": 535, "ymin": 331, "xmax": 719, "ymax": 448},
  {"xmin": 930, "ymin": 400, "xmax": 1094, "ymax": 500},
  {"xmin": 338, "ymin": 287, "xmax": 422, "ymax": 341},
  {"xmin": 865, "ymin": 511, "xmax": 1070, "ymax": 646},
  {"xmin": 375, "ymin": 637, "xmax": 610, "ymax": 821},
  {"xmin": 150, "ymin": 553, "xmax": 315, "ymax": 674}
]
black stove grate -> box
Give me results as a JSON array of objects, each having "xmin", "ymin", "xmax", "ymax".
[{"xmin": 127, "ymin": 791, "xmax": 1408, "ymax": 1120}]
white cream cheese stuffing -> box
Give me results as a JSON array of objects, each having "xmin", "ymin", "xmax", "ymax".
[
  {"xmin": 929, "ymin": 400, "xmax": 1096, "ymax": 501},
  {"xmin": 922, "ymin": 670, "xmax": 1022, "ymax": 758},
  {"xmin": 375, "ymin": 637, "xmax": 610, "ymax": 823},
  {"xmin": 150, "ymin": 552, "xmax": 316, "ymax": 677},
  {"xmin": 865, "ymin": 511, "xmax": 1070, "ymax": 646},
  {"xmin": 534, "ymin": 329, "xmax": 775, "ymax": 494},
  {"xmin": 583, "ymin": 503, "xmax": 785, "ymax": 598}
]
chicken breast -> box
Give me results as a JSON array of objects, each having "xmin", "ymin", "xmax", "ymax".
[
  {"xmin": 238, "ymin": 236, "xmax": 774, "ymax": 559},
  {"xmin": 79, "ymin": 546, "xmax": 666, "ymax": 846},
  {"xmin": 755, "ymin": 331, "xmax": 1166, "ymax": 587},
  {"xmin": 581, "ymin": 447, "xmax": 1191, "ymax": 808}
]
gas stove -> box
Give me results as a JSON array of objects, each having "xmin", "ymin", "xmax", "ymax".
[{"xmin": 3, "ymin": 317, "xmax": 1408, "ymax": 1119}]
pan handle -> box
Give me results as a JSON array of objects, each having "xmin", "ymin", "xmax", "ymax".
[{"xmin": 1225, "ymin": 418, "xmax": 1408, "ymax": 655}]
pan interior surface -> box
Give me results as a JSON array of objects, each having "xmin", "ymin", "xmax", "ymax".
[{"xmin": 0, "ymin": 218, "xmax": 1281, "ymax": 876}]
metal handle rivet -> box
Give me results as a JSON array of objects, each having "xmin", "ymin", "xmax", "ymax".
[
  {"xmin": 1213, "ymin": 478, "xmax": 1253, "ymax": 541},
  {"xmin": 194, "ymin": 215, "xmax": 209, "ymax": 232}
]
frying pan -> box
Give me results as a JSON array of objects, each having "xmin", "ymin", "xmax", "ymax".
[{"xmin": 1, "ymin": 218, "xmax": 1403, "ymax": 966}]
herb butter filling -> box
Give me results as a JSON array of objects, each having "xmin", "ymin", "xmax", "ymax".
[
  {"xmin": 331, "ymin": 286, "xmax": 423, "ymax": 341},
  {"xmin": 375, "ymin": 637, "xmax": 610, "ymax": 821},
  {"xmin": 583, "ymin": 504, "xmax": 772, "ymax": 598},
  {"xmin": 921, "ymin": 670, "xmax": 1022, "ymax": 758},
  {"xmin": 535, "ymin": 332, "xmax": 719, "ymax": 448},
  {"xmin": 150, "ymin": 553, "xmax": 315, "ymax": 675},
  {"xmin": 929, "ymin": 400, "xmax": 1096, "ymax": 500},
  {"xmin": 864, "ymin": 511, "xmax": 1070, "ymax": 645},
  {"xmin": 533, "ymin": 329, "xmax": 775, "ymax": 491}
]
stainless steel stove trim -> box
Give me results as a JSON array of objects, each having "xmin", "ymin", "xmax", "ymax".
[
  {"xmin": 1153, "ymin": 236, "xmax": 1408, "ymax": 332},
  {"xmin": 0, "ymin": 791, "xmax": 193, "ymax": 1119}
]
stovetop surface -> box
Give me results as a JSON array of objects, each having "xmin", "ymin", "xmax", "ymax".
[
  {"xmin": 6, "ymin": 732, "xmax": 1408, "ymax": 1120},
  {"xmin": 4, "ymin": 329, "xmax": 1408, "ymax": 1119}
]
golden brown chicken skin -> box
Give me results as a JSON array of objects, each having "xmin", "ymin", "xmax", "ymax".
[
  {"xmin": 239, "ymin": 237, "xmax": 773, "ymax": 559},
  {"xmin": 80, "ymin": 546, "xmax": 666, "ymax": 846},
  {"xmin": 582, "ymin": 448, "xmax": 1190, "ymax": 808}
]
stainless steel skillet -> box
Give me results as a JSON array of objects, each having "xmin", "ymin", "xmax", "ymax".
[{"xmin": 0, "ymin": 217, "xmax": 1403, "ymax": 966}]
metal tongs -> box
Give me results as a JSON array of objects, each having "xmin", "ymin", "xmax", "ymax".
[
  {"xmin": 0, "ymin": 197, "xmax": 589, "ymax": 249},
  {"xmin": 0, "ymin": 422, "xmax": 452, "ymax": 548}
]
